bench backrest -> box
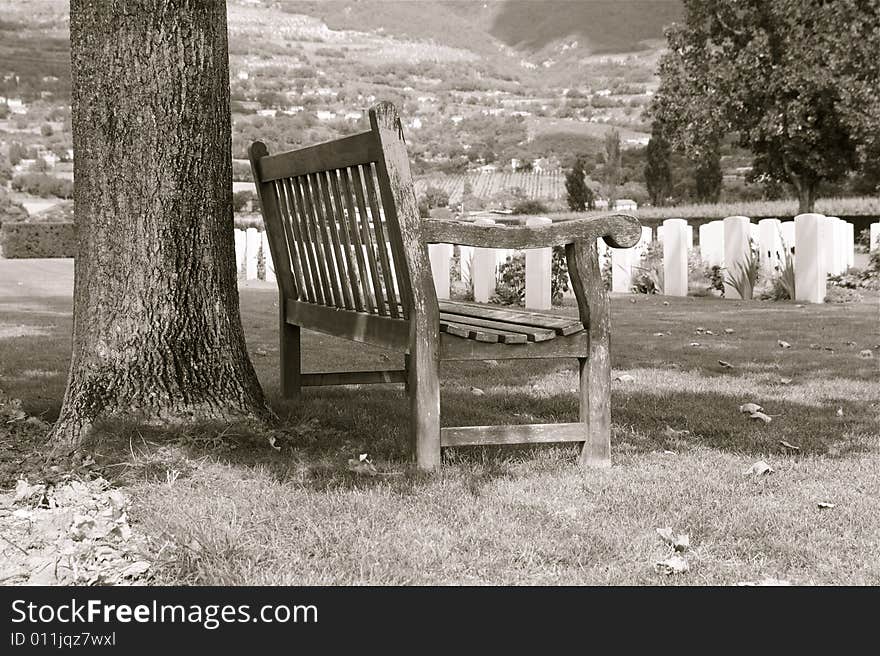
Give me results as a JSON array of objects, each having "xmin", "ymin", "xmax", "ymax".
[{"xmin": 248, "ymin": 102, "xmax": 434, "ymax": 325}]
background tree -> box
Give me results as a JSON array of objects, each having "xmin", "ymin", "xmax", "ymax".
[
  {"xmin": 52, "ymin": 0, "xmax": 273, "ymax": 448},
  {"xmin": 692, "ymin": 140, "xmax": 722, "ymax": 203},
  {"xmin": 644, "ymin": 122, "xmax": 672, "ymax": 206},
  {"xmin": 601, "ymin": 129, "xmax": 621, "ymax": 207},
  {"xmin": 650, "ymin": 0, "xmax": 880, "ymax": 212},
  {"xmin": 565, "ymin": 156, "xmax": 591, "ymax": 211}
]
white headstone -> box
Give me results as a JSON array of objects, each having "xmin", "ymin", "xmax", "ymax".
[
  {"xmin": 472, "ymin": 218, "xmax": 496, "ymax": 303},
  {"xmin": 640, "ymin": 226, "xmax": 653, "ymax": 252},
  {"xmin": 686, "ymin": 224, "xmax": 694, "ymax": 251},
  {"xmin": 428, "ymin": 243, "xmax": 452, "ymax": 300},
  {"xmin": 723, "ymin": 216, "xmax": 751, "ymax": 299},
  {"xmin": 245, "ymin": 227, "xmax": 260, "ymax": 280},
  {"xmin": 823, "ymin": 216, "xmax": 842, "ymax": 276},
  {"xmin": 611, "ymin": 246, "xmax": 636, "ymax": 294},
  {"xmin": 234, "ymin": 229, "xmax": 246, "ymax": 277},
  {"xmin": 870, "ymin": 222, "xmax": 880, "ymax": 252},
  {"xmin": 780, "ymin": 221, "xmax": 795, "ymax": 255},
  {"xmin": 261, "ymin": 231, "xmax": 276, "ymax": 283},
  {"xmin": 794, "ymin": 213, "xmax": 827, "ymax": 303},
  {"xmin": 749, "ymin": 222, "xmax": 760, "ymax": 244},
  {"xmin": 699, "ymin": 221, "xmax": 724, "ymax": 267},
  {"xmin": 844, "ymin": 221, "xmax": 854, "ymax": 269},
  {"xmin": 657, "ymin": 225, "xmax": 665, "ymax": 245},
  {"xmin": 525, "ymin": 217, "xmax": 552, "ymax": 309},
  {"xmin": 758, "ymin": 218, "xmax": 782, "ymax": 277},
  {"xmin": 662, "ymin": 218, "xmax": 688, "ymax": 296}
]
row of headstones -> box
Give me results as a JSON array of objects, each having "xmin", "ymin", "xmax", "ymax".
[
  {"xmin": 612, "ymin": 214, "xmax": 859, "ymax": 303},
  {"xmin": 234, "ymin": 227, "xmax": 276, "ymax": 282},
  {"xmin": 429, "ymin": 214, "xmax": 872, "ymax": 307}
]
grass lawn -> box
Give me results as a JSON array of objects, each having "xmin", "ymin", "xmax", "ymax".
[{"xmin": 1, "ymin": 259, "xmax": 878, "ymax": 585}]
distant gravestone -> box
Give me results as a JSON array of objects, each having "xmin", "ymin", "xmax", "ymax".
[
  {"xmin": 245, "ymin": 227, "xmax": 260, "ymax": 280},
  {"xmin": 472, "ymin": 217, "xmax": 496, "ymax": 302},
  {"xmin": 844, "ymin": 221, "xmax": 854, "ymax": 269},
  {"xmin": 780, "ymin": 221, "xmax": 795, "ymax": 255},
  {"xmin": 723, "ymin": 216, "xmax": 751, "ymax": 299},
  {"xmin": 234, "ymin": 229, "xmax": 246, "ymax": 276},
  {"xmin": 262, "ymin": 231, "xmax": 276, "ymax": 283},
  {"xmin": 428, "ymin": 243, "xmax": 452, "ymax": 299},
  {"xmin": 525, "ymin": 216, "xmax": 552, "ymax": 309},
  {"xmin": 794, "ymin": 213, "xmax": 827, "ymax": 303},
  {"xmin": 699, "ymin": 220, "xmax": 724, "ymax": 267},
  {"xmin": 758, "ymin": 218, "xmax": 782, "ymax": 276},
  {"xmin": 662, "ymin": 218, "xmax": 688, "ymax": 296},
  {"xmin": 824, "ymin": 216, "xmax": 843, "ymax": 276},
  {"xmin": 870, "ymin": 222, "xmax": 880, "ymax": 252},
  {"xmin": 611, "ymin": 244, "xmax": 635, "ymax": 293},
  {"xmin": 686, "ymin": 224, "xmax": 694, "ymax": 251}
]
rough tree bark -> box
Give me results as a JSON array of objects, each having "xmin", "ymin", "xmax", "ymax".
[{"xmin": 51, "ymin": 0, "xmax": 274, "ymax": 448}]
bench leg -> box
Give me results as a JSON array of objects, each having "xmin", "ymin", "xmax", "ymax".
[
  {"xmin": 578, "ymin": 354, "xmax": 611, "ymax": 467},
  {"xmin": 409, "ymin": 349, "xmax": 440, "ymax": 471},
  {"xmin": 280, "ymin": 321, "xmax": 301, "ymax": 399}
]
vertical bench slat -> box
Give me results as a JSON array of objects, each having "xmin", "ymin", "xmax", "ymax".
[
  {"xmin": 371, "ymin": 162, "xmax": 414, "ymax": 318},
  {"xmin": 338, "ymin": 168, "xmax": 376, "ymax": 313},
  {"xmin": 275, "ymin": 179, "xmax": 311, "ymax": 302},
  {"xmin": 286, "ymin": 176, "xmax": 324, "ymax": 306},
  {"xmin": 317, "ymin": 170, "xmax": 355, "ymax": 310},
  {"xmin": 292, "ymin": 176, "xmax": 331, "ymax": 306},
  {"xmin": 361, "ymin": 163, "xmax": 401, "ymax": 319},
  {"xmin": 349, "ymin": 164, "xmax": 389, "ymax": 316},
  {"xmin": 305, "ymin": 173, "xmax": 344, "ymax": 309},
  {"xmin": 328, "ymin": 169, "xmax": 366, "ymax": 312},
  {"xmin": 282, "ymin": 178, "xmax": 318, "ymax": 304}
]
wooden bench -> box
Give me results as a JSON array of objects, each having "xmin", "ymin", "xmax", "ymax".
[{"xmin": 248, "ymin": 102, "xmax": 641, "ymax": 470}]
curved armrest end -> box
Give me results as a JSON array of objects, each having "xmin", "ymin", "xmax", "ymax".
[{"xmin": 598, "ymin": 213, "xmax": 642, "ymax": 249}]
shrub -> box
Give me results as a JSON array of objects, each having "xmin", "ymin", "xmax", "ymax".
[
  {"xmin": 511, "ymin": 199, "xmax": 548, "ymax": 215},
  {"xmin": 722, "ymin": 239, "xmax": 760, "ymax": 300},
  {"xmin": 824, "ymin": 286, "xmax": 863, "ymax": 304},
  {"xmin": 11, "ymin": 173, "xmax": 73, "ymax": 199},
  {"xmin": 493, "ymin": 247, "xmax": 570, "ymax": 306},
  {"xmin": 0, "ymin": 222, "xmax": 76, "ymax": 258},
  {"xmin": 632, "ymin": 241, "xmax": 663, "ymax": 294}
]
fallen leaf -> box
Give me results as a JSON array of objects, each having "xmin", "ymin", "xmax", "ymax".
[
  {"xmin": 267, "ymin": 435, "xmax": 281, "ymax": 451},
  {"xmin": 749, "ymin": 411, "xmax": 772, "ymax": 423},
  {"xmin": 779, "ymin": 440, "xmax": 800, "ymax": 451},
  {"xmin": 778, "ymin": 340, "xmax": 791, "ymax": 349},
  {"xmin": 860, "ymin": 349, "xmax": 874, "ymax": 359},
  {"xmin": 663, "ymin": 425, "xmax": 690, "ymax": 438},
  {"xmin": 653, "ymin": 332, "xmax": 665, "ymax": 337},
  {"xmin": 809, "ymin": 343, "xmax": 820, "ymax": 350},
  {"xmin": 654, "ymin": 554, "xmax": 689, "ymax": 575},
  {"xmin": 704, "ymin": 330, "xmax": 715, "ymax": 335},
  {"xmin": 779, "ymin": 377, "xmax": 793, "ymax": 385},
  {"xmin": 689, "ymin": 342, "xmax": 701, "ymax": 347},
  {"xmin": 254, "ymin": 347, "xmax": 268, "ymax": 357},
  {"xmin": 739, "ymin": 403, "xmax": 763, "ymax": 414},
  {"xmin": 817, "ymin": 501, "xmax": 835, "ymax": 509},
  {"xmin": 656, "ymin": 527, "xmax": 690, "ymax": 552},
  {"xmin": 662, "ymin": 450, "xmax": 677, "ymax": 456},
  {"xmin": 615, "ymin": 374, "xmax": 635, "ymax": 382},
  {"xmin": 836, "ymin": 407, "xmax": 843, "ymax": 417},
  {"xmin": 718, "ymin": 360, "xmax": 734, "ymax": 369},
  {"xmin": 347, "ymin": 457, "xmax": 378, "ymax": 476},
  {"xmin": 745, "ymin": 460, "xmax": 774, "ymax": 476},
  {"xmin": 470, "ymin": 386, "xmax": 485, "ymax": 396},
  {"xmin": 724, "ymin": 328, "xmax": 734, "ymax": 334},
  {"xmin": 120, "ymin": 561, "xmax": 151, "ymax": 579},
  {"xmin": 662, "ymin": 301, "xmax": 670, "ymax": 306}
]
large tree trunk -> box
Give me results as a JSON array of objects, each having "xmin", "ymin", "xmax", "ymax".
[
  {"xmin": 796, "ymin": 181, "xmax": 818, "ymax": 214},
  {"xmin": 51, "ymin": 0, "xmax": 274, "ymax": 448}
]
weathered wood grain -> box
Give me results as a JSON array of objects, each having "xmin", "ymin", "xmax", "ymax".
[
  {"xmin": 422, "ymin": 214, "xmax": 641, "ymax": 249},
  {"xmin": 441, "ymin": 423, "xmax": 587, "ymax": 447},
  {"xmin": 438, "ymin": 300, "xmax": 583, "ymax": 335},
  {"xmin": 285, "ymin": 299, "xmax": 410, "ymax": 352},
  {"xmin": 259, "ymin": 130, "xmax": 379, "ymax": 181},
  {"xmin": 300, "ymin": 369, "xmax": 406, "ymax": 387}
]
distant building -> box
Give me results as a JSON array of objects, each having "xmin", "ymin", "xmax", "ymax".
[
  {"xmin": 344, "ymin": 111, "xmax": 362, "ymax": 121},
  {"xmin": 479, "ymin": 164, "xmax": 498, "ymax": 173},
  {"xmin": 409, "ymin": 117, "xmax": 423, "ymax": 129},
  {"xmin": 237, "ymin": 70, "xmax": 249, "ymax": 81},
  {"xmin": 282, "ymin": 106, "xmax": 304, "ymax": 115},
  {"xmin": 316, "ymin": 110, "xmax": 336, "ymax": 121},
  {"xmin": 614, "ymin": 199, "xmax": 638, "ymax": 211},
  {"xmin": 257, "ymin": 108, "xmax": 277, "ymax": 117},
  {"xmin": 7, "ymin": 98, "xmax": 25, "ymax": 114},
  {"xmin": 625, "ymin": 137, "xmax": 650, "ymax": 147},
  {"xmin": 450, "ymin": 115, "xmax": 463, "ymax": 125},
  {"xmin": 594, "ymin": 89, "xmax": 611, "ymax": 97}
]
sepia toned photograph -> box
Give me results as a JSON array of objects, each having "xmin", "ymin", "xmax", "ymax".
[{"xmin": 0, "ymin": 0, "xmax": 878, "ymax": 623}]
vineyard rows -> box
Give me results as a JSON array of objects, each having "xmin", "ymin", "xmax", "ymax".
[{"xmin": 414, "ymin": 171, "xmax": 566, "ymax": 204}]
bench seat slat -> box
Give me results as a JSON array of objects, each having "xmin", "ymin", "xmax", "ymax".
[
  {"xmin": 441, "ymin": 422, "xmax": 586, "ymax": 447},
  {"xmin": 438, "ymin": 312, "xmax": 554, "ymax": 342},
  {"xmin": 438, "ymin": 301, "xmax": 584, "ymax": 335}
]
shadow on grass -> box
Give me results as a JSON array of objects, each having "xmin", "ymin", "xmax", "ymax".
[{"xmin": 66, "ymin": 379, "xmax": 877, "ymax": 501}]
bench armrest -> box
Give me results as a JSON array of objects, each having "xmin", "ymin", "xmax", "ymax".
[{"xmin": 421, "ymin": 213, "xmax": 641, "ymax": 249}]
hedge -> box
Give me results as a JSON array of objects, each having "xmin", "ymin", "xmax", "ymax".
[{"xmin": 0, "ymin": 221, "xmax": 76, "ymax": 258}]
